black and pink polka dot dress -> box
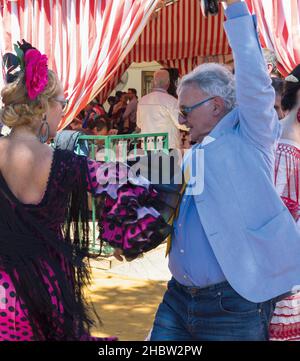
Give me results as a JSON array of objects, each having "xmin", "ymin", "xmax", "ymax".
[{"xmin": 0, "ymin": 271, "xmax": 34, "ymax": 341}]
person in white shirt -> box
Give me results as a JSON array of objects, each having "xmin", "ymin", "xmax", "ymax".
[{"xmin": 137, "ymin": 69, "xmax": 186, "ymax": 149}]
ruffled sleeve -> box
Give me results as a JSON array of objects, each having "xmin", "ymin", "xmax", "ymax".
[
  {"xmin": 275, "ymin": 142, "xmax": 300, "ymax": 222},
  {"xmin": 86, "ymin": 159, "xmax": 180, "ymax": 258}
]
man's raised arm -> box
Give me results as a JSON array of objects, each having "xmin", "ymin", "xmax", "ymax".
[{"xmin": 222, "ymin": 0, "xmax": 280, "ymax": 149}]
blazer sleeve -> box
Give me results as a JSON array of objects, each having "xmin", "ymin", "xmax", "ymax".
[{"xmin": 223, "ymin": 4, "xmax": 281, "ymax": 151}]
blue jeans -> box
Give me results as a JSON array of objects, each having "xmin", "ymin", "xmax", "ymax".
[{"xmin": 150, "ymin": 278, "xmax": 276, "ymax": 341}]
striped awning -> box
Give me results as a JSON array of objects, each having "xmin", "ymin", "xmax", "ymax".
[
  {"xmin": 246, "ymin": 0, "xmax": 300, "ymax": 77},
  {"xmin": 101, "ymin": 0, "xmax": 300, "ymax": 103},
  {"xmin": 0, "ymin": 1, "xmax": 299, "ymax": 129},
  {"xmin": 100, "ymin": 0, "xmax": 232, "ymax": 103},
  {"xmin": 0, "ymin": 0, "xmax": 158, "ymax": 129}
]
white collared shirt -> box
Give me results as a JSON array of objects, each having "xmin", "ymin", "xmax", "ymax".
[
  {"xmin": 137, "ymin": 89, "xmax": 187, "ymax": 149},
  {"xmin": 201, "ymin": 135, "xmax": 216, "ymax": 146}
]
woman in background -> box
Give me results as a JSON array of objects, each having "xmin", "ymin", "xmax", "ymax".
[{"xmin": 269, "ymin": 65, "xmax": 300, "ymax": 341}]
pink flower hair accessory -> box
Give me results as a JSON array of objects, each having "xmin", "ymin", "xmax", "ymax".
[{"xmin": 24, "ymin": 48, "xmax": 48, "ymax": 100}]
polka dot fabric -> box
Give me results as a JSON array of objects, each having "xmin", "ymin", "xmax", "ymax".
[
  {"xmin": 0, "ymin": 270, "xmax": 34, "ymax": 341},
  {"xmin": 87, "ymin": 159, "xmax": 174, "ymax": 258},
  {"xmin": 0, "ymin": 269, "xmax": 117, "ymax": 341}
]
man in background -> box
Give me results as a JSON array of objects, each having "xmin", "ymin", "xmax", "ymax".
[
  {"xmin": 137, "ymin": 70, "xmax": 187, "ymax": 149},
  {"xmin": 263, "ymin": 48, "xmax": 279, "ymax": 78},
  {"xmin": 123, "ymin": 88, "xmax": 138, "ymax": 133}
]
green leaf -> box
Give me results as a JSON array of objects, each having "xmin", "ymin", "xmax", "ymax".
[{"xmin": 13, "ymin": 43, "xmax": 25, "ymax": 70}]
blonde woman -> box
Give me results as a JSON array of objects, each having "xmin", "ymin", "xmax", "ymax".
[{"xmin": 0, "ymin": 41, "xmax": 173, "ymax": 341}]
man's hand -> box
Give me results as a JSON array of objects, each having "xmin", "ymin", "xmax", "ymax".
[
  {"xmin": 199, "ymin": 0, "xmax": 241, "ymax": 16},
  {"xmin": 113, "ymin": 248, "xmax": 124, "ymax": 262},
  {"xmin": 113, "ymin": 248, "xmax": 143, "ymax": 262},
  {"xmin": 222, "ymin": 0, "xmax": 241, "ymax": 3}
]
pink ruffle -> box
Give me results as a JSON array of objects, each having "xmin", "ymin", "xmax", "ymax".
[{"xmin": 86, "ymin": 159, "xmax": 171, "ymax": 257}]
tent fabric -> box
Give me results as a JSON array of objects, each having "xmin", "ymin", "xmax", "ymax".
[
  {"xmin": 160, "ymin": 54, "xmax": 233, "ymax": 76},
  {"xmin": 101, "ymin": 0, "xmax": 300, "ymax": 103},
  {"xmin": 0, "ymin": 0, "xmax": 299, "ymax": 129},
  {"xmin": 0, "ymin": 0, "xmax": 158, "ymax": 129},
  {"xmin": 246, "ymin": 0, "xmax": 300, "ymax": 77},
  {"xmin": 99, "ymin": 0, "xmax": 232, "ymax": 103}
]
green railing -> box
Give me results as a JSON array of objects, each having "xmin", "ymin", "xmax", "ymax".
[{"xmin": 77, "ymin": 132, "xmax": 169, "ymax": 254}]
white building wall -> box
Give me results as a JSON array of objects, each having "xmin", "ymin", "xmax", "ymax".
[
  {"xmin": 104, "ymin": 61, "xmax": 161, "ymax": 110},
  {"xmin": 126, "ymin": 61, "xmax": 162, "ymax": 99}
]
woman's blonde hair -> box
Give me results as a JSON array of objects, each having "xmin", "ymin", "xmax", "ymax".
[{"xmin": 0, "ymin": 69, "xmax": 60, "ymax": 129}]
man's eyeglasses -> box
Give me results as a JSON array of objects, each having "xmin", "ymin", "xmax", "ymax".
[
  {"xmin": 53, "ymin": 97, "xmax": 69, "ymax": 112},
  {"xmin": 179, "ymin": 96, "xmax": 216, "ymax": 118}
]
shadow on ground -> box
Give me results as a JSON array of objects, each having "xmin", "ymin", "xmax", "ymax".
[{"xmin": 88, "ymin": 271, "xmax": 167, "ymax": 341}]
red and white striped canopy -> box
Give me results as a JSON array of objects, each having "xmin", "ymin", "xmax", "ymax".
[
  {"xmin": 100, "ymin": 0, "xmax": 232, "ymax": 103},
  {"xmin": 246, "ymin": 0, "xmax": 300, "ymax": 77},
  {"xmin": 0, "ymin": 0, "xmax": 299, "ymax": 129},
  {"xmin": 0, "ymin": 0, "xmax": 158, "ymax": 129},
  {"xmin": 101, "ymin": 0, "xmax": 300, "ymax": 103}
]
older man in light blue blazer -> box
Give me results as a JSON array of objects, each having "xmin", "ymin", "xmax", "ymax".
[{"xmin": 150, "ymin": 0, "xmax": 300, "ymax": 341}]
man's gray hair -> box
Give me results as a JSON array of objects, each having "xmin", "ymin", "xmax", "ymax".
[
  {"xmin": 178, "ymin": 63, "xmax": 236, "ymax": 111},
  {"xmin": 262, "ymin": 48, "xmax": 277, "ymax": 73}
]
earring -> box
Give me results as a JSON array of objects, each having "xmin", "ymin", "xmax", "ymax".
[
  {"xmin": 297, "ymin": 109, "xmax": 300, "ymax": 123},
  {"xmin": 38, "ymin": 115, "xmax": 50, "ymax": 143}
]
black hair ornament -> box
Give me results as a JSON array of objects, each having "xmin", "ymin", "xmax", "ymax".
[{"xmin": 2, "ymin": 39, "xmax": 35, "ymax": 84}]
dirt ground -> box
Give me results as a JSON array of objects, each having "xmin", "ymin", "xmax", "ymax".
[{"xmin": 88, "ymin": 268, "xmax": 167, "ymax": 341}]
